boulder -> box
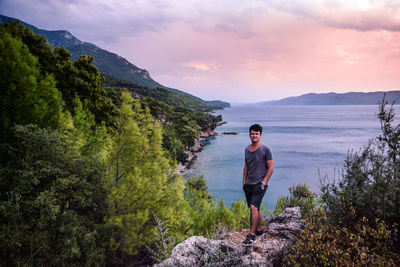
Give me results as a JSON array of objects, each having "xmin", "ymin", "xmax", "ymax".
[{"xmin": 155, "ymin": 207, "xmax": 305, "ymax": 266}]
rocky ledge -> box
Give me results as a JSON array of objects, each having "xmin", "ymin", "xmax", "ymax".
[{"xmin": 155, "ymin": 207, "xmax": 305, "ymax": 266}]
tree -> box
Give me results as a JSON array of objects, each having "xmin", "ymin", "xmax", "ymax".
[
  {"xmin": 0, "ymin": 125, "xmax": 110, "ymax": 266},
  {"xmin": 1, "ymin": 21, "xmax": 116, "ymax": 127},
  {"xmin": 103, "ymin": 91, "xmax": 186, "ymax": 255},
  {"xmin": 0, "ymin": 30, "xmax": 61, "ymax": 142},
  {"xmin": 72, "ymin": 55, "xmax": 116, "ymax": 125},
  {"xmin": 1, "ymin": 20, "xmax": 57, "ymax": 76}
]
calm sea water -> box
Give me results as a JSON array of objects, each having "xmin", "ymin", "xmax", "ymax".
[{"xmin": 185, "ymin": 104, "xmax": 400, "ymax": 210}]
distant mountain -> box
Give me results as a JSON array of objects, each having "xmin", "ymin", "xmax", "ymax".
[
  {"xmin": 0, "ymin": 14, "xmax": 230, "ymax": 109},
  {"xmin": 262, "ymin": 91, "xmax": 400, "ymax": 105}
]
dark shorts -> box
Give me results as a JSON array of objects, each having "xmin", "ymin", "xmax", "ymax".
[{"xmin": 243, "ymin": 182, "xmax": 268, "ymax": 210}]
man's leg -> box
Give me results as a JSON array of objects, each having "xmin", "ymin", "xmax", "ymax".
[
  {"xmin": 256, "ymin": 209, "xmax": 263, "ymax": 231},
  {"xmin": 249, "ymin": 204, "xmax": 259, "ymax": 235}
]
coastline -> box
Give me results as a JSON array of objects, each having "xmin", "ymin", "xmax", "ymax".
[
  {"xmin": 177, "ymin": 120, "xmax": 236, "ymax": 174},
  {"xmin": 176, "ymin": 129, "xmax": 217, "ymax": 174}
]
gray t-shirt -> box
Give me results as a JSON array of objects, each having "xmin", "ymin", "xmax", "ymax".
[{"xmin": 245, "ymin": 144, "xmax": 273, "ymax": 185}]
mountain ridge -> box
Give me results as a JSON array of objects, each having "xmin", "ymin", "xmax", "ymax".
[{"xmin": 262, "ymin": 91, "xmax": 400, "ymax": 105}]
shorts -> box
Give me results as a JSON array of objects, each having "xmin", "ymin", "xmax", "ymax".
[{"xmin": 243, "ymin": 182, "xmax": 268, "ymax": 210}]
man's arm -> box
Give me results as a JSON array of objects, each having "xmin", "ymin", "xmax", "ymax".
[
  {"xmin": 261, "ymin": 160, "xmax": 274, "ymax": 187},
  {"xmin": 243, "ymin": 162, "xmax": 248, "ymax": 186}
]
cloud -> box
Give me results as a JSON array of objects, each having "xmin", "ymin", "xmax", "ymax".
[
  {"xmin": 0, "ymin": 0, "xmax": 176, "ymax": 41},
  {"xmin": 181, "ymin": 61, "xmax": 217, "ymax": 71},
  {"xmin": 270, "ymin": 0, "xmax": 400, "ymax": 32}
]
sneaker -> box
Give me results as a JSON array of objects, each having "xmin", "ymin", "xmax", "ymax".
[
  {"xmin": 242, "ymin": 234, "xmax": 256, "ymax": 246},
  {"xmin": 255, "ymin": 229, "xmax": 264, "ymax": 237}
]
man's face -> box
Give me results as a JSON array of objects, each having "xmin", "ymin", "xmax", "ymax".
[{"xmin": 249, "ymin": 130, "xmax": 261, "ymax": 143}]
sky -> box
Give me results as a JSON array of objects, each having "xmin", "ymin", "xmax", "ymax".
[{"xmin": 1, "ymin": 0, "xmax": 400, "ymax": 103}]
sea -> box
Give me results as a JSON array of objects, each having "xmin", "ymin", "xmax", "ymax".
[{"xmin": 185, "ymin": 104, "xmax": 400, "ymax": 211}]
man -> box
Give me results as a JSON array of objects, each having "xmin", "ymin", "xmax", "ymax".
[{"xmin": 242, "ymin": 124, "xmax": 274, "ymax": 246}]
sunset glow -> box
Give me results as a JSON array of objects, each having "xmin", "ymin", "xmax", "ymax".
[{"xmin": 1, "ymin": 0, "xmax": 399, "ymax": 102}]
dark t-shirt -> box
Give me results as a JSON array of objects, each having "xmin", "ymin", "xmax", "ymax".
[{"xmin": 245, "ymin": 144, "xmax": 273, "ymax": 185}]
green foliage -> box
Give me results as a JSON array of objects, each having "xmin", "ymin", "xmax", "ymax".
[
  {"xmin": 274, "ymin": 183, "xmax": 317, "ymax": 218},
  {"xmin": 52, "ymin": 48, "xmax": 117, "ymax": 126},
  {"xmin": 1, "ymin": 20, "xmax": 57, "ymax": 75},
  {"xmin": 72, "ymin": 55, "xmax": 116, "ymax": 125},
  {"xmin": 0, "ymin": 125, "xmax": 110, "ymax": 266},
  {"xmin": 320, "ymin": 95, "xmax": 400, "ymax": 243},
  {"xmin": 145, "ymin": 215, "xmax": 176, "ymax": 263},
  {"xmin": 59, "ymin": 97, "xmax": 108, "ymax": 157},
  {"xmin": 103, "ymin": 74, "xmax": 210, "ymax": 110},
  {"xmin": 203, "ymin": 100, "xmax": 231, "ymax": 110},
  {"xmin": 103, "ymin": 91, "xmax": 187, "ymax": 255},
  {"xmin": 183, "ymin": 176, "xmax": 258, "ymax": 238},
  {"xmin": 0, "ymin": 29, "xmax": 62, "ymax": 142},
  {"xmin": 142, "ymin": 98, "xmax": 222, "ymax": 161},
  {"xmin": 1, "ymin": 21, "xmax": 116, "ymax": 127},
  {"xmin": 103, "ymin": 75, "xmax": 224, "ymax": 163},
  {"xmin": 283, "ymin": 211, "xmax": 400, "ymax": 266},
  {"xmin": 161, "ymin": 126, "xmax": 188, "ymax": 163}
]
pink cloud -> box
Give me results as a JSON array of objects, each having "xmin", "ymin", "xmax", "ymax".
[{"xmin": 271, "ymin": 0, "xmax": 400, "ymax": 32}]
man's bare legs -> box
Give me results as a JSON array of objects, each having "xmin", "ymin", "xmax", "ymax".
[{"xmin": 249, "ymin": 204, "xmax": 263, "ymax": 235}]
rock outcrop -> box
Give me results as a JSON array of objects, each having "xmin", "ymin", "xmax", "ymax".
[{"xmin": 155, "ymin": 207, "xmax": 305, "ymax": 266}]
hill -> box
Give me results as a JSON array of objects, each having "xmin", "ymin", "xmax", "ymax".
[
  {"xmin": 0, "ymin": 14, "xmax": 230, "ymax": 110},
  {"xmin": 103, "ymin": 74, "xmax": 210, "ymax": 110},
  {"xmin": 263, "ymin": 91, "xmax": 400, "ymax": 105}
]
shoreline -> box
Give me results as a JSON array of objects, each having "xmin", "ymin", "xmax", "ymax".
[
  {"xmin": 176, "ymin": 129, "xmax": 217, "ymax": 174},
  {"xmin": 176, "ymin": 121, "xmax": 237, "ymax": 174}
]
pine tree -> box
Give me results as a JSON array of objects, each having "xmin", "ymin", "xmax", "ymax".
[
  {"xmin": 0, "ymin": 30, "xmax": 61, "ymax": 142},
  {"xmin": 104, "ymin": 91, "xmax": 186, "ymax": 255}
]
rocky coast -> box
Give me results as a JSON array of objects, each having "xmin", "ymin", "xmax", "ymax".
[
  {"xmin": 176, "ymin": 129, "xmax": 217, "ymax": 174},
  {"xmin": 176, "ymin": 122, "xmax": 237, "ymax": 174}
]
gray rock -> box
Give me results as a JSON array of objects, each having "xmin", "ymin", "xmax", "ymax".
[{"xmin": 155, "ymin": 207, "xmax": 305, "ymax": 267}]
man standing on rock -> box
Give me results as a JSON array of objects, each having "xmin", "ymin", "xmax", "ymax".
[{"xmin": 242, "ymin": 124, "xmax": 274, "ymax": 246}]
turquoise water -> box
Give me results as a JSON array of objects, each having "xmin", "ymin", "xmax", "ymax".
[{"xmin": 185, "ymin": 104, "xmax": 400, "ymax": 210}]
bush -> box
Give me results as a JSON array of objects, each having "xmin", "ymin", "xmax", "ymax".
[
  {"xmin": 274, "ymin": 183, "xmax": 317, "ymax": 218},
  {"xmin": 183, "ymin": 176, "xmax": 262, "ymax": 238},
  {"xmin": 0, "ymin": 125, "xmax": 110, "ymax": 266},
  {"xmin": 283, "ymin": 211, "xmax": 400, "ymax": 266}
]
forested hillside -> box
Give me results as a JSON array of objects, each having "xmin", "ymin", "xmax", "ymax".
[{"xmin": 0, "ymin": 21, "xmax": 248, "ymax": 266}]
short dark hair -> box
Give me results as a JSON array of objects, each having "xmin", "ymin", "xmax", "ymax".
[{"xmin": 249, "ymin": 124, "xmax": 262, "ymax": 134}]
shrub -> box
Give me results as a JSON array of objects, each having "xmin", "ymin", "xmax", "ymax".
[
  {"xmin": 274, "ymin": 183, "xmax": 317, "ymax": 218},
  {"xmin": 184, "ymin": 176, "xmax": 264, "ymax": 238},
  {"xmin": 283, "ymin": 211, "xmax": 400, "ymax": 266},
  {"xmin": 0, "ymin": 125, "xmax": 110, "ymax": 266}
]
